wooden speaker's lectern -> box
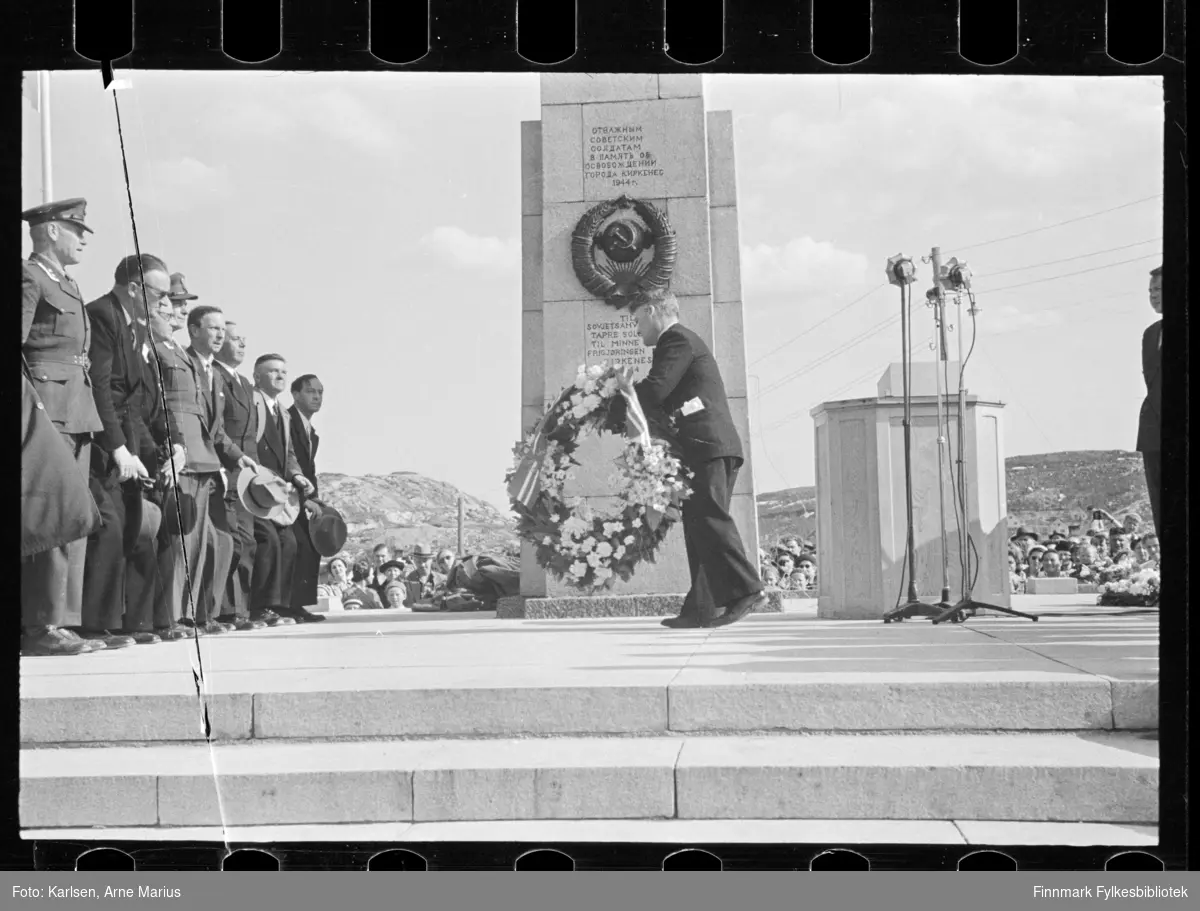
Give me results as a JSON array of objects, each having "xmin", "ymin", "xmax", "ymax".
[{"xmin": 810, "ymin": 364, "xmax": 1010, "ymax": 620}]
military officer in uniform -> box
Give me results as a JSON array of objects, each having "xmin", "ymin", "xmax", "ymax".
[{"xmin": 20, "ymin": 199, "xmax": 107, "ymax": 657}]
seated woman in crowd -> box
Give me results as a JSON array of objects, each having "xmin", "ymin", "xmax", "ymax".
[
  {"xmin": 787, "ymin": 570, "xmax": 808, "ymax": 591},
  {"xmin": 317, "ymin": 556, "xmax": 352, "ymax": 601},
  {"xmin": 760, "ymin": 563, "xmax": 781, "ymax": 586},
  {"xmin": 1025, "ymin": 544, "xmax": 1045, "ymax": 579}
]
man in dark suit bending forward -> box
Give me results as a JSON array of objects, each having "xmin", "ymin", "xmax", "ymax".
[{"xmin": 616, "ymin": 289, "xmax": 766, "ymax": 629}]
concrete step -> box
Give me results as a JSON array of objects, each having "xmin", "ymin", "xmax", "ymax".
[
  {"xmin": 20, "ymin": 732, "xmax": 1157, "ymax": 830},
  {"xmin": 19, "ymin": 819, "xmax": 1159, "ymax": 847},
  {"xmin": 20, "ymin": 670, "xmax": 1157, "ymax": 744}
]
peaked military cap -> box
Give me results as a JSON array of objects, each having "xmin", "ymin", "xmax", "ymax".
[
  {"xmin": 169, "ymin": 273, "xmax": 199, "ymax": 301},
  {"xmin": 20, "ymin": 197, "xmax": 93, "ymax": 233}
]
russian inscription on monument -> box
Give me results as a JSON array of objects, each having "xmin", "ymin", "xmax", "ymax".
[
  {"xmin": 582, "ymin": 105, "xmax": 668, "ymax": 200},
  {"xmin": 585, "ymin": 125, "xmax": 664, "ymax": 190},
  {"xmin": 585, "ymin": 313, "xmax": 654, "ymax": 372}
]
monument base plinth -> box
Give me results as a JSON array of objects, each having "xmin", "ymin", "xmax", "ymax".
[{"xmin": 498, "ymin": 591, "xmax": 784, "ymax": 620}]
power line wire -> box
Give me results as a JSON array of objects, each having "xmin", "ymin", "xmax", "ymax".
[
  {"xmin": 759, "ymin": 311, "xmax": 902, "ymax": 398},
  {"xmin": 750, "ymin": 283, "xmax": 888, "ymax": 367},
  {"xmin": 978, "ymin": 252, "xmax": 1160, "ymax": 295},
  {"xmin": 954, "ymin": 194, "xmax": 1162, "ymax": 252},
  {"xmin": 983, "ymin": 238, "xmax": 1162, "ymax": 277}
]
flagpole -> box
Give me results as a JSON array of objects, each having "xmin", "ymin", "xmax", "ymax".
[{"xmin": 39, "ymin": 71, "xmax": 53, "ymax": 203}]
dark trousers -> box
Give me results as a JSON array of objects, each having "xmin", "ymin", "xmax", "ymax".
[
  {"xmin": 677, "ymin": 456, "xmax": 761, "ymax": 623},
  {"xmin": 21, "ymin": 431, "xmax": 90, "ymax": 630},
  {"xmin": 252, "ymin": 517, "xmax": 297, "ymax": 611},
  {"xmin": 290, "ymin": 511, "xmax": 321, "ymax": 609},
  {"xmin": 156, "ymin": 472, "xmax": 232, "ymax": 626},
  {"xmin": 81, "ymin": 474, "xmax": 160, "ymax": 631},
  {"xmin": 220, "ymin": 497, "xmax": 256, "ymax": 618},
  {"xmin": 1143, "ymin": 450, "xmax": 1162, "ymax": 542}
]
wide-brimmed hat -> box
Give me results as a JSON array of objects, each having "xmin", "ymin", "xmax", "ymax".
[
  {"xmin": 21, "ymin": 197, "xmax": 93, "ymax": 234},
  {"xmin": 124, "ymin": 494, "xmax": 162, "ymax": 555},
  {"xmin": 1010, "ymin": 526, "xmax": 1039, "ymax": 541},
  {"xmin": 410, "ymin": 543, "xmax": 434, "ymax": 558},
  {"xmin": 304, "ymin": 499, "xmax": 348, "ymax": 557},
  {"xmin": 378, "ymin": 560, "xmax": 407, "ymax": 574},
  {"xmin": 168, "ymin": 272, "xmax": 198, "ymax": 302},
  {"xmin": 236, "ymin": 465, "xmax": 291, "ymax": 519}
]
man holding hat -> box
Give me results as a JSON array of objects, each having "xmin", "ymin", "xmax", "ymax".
[
  {"xmin": 249, "ymin": 353, "xmax": 319, "ymax": 623},
  {"xmin": 154, "ymin": 303, "xmax": 257, "ymax": 635},
  {"xmin": 213, "ymin": 321, "xmax": 274, "ymax": 629},
  {"xmin": 20, "ymin": 198, "xmax": 106, "ymax": 657},
  {"xmin": 79, "ymin": 254, "xmax": 180, "ymax": 648}
]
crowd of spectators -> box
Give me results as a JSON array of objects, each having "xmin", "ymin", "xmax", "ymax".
[
  {"xmin": 1007, "ymin": 511, "xmax": 1160, "ymax": 594},
  {"xmin": 317, "ymin": 542, "xmax": 519, "ymax": 612},
  {"xmin": 757, "ymin": 536, "xmax": 818, "ymax": 593}
]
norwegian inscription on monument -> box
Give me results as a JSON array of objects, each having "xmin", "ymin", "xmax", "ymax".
[{"xmin": 585, "ymin": 313, "xmax": 653, "ymax": 371}]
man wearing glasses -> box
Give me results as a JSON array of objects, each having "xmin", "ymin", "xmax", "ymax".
[
  {"xmin": 79, "ymin": 255, "xmax": 178, "ymax": 649},
  {"xmin": 20, "ymin": 198, "xmax": 105, "ymax": 656}
]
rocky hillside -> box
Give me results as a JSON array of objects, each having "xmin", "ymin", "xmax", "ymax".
[
  {"xmin": 756, "ymin": 450, "xmax": 1151, "ymax": 547},
  {"xmin": 316, "ymin": 451, "xmax": 1151, "ymax": 562},
  {"xmin": 316, "ymin": 472, "xmax": 517, "ymax": 562}
]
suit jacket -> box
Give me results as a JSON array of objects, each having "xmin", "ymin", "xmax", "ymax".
[
  {"xmin": 21, "ymin": 373, "xmax": 103, "ymax": 557},
  {"xmin": 288, "ymin": 404, "xmax": 320, "ymax": 497},
  {"xmin": 253, "ymin": 390, "xmax": 303, "ymax": 483},
  {"xmin": 21, "ymin": 256, "xmax": 103, "ymax": 434},
  {"xmin": 627, "ymin": 323, "xmax": 743, "ymax": 466},
  {"xmin": 1136, "ymin": 319, "xmax": 1162, "ymax": 453},
  {"xmin": 214, "ymin": 361, "xmax": 259, "ymax": 463},
  {"xmin": 152, "ymin": 339, "xmax": 244, "ymax": 473},
  {"xmin": 85, "ymin": 293, "xmax": 166, "ymax": 470}
]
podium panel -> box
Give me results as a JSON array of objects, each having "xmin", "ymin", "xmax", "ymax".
[{"xmin": 812, "ymin": 395, "xmax": 1010, "ymax": 619}]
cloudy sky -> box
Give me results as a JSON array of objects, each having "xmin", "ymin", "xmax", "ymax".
[{"xmin": 22, "ymin": 72, "xmax": 1163, "ymax": 510}]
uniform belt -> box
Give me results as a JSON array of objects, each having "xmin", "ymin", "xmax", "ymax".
[{"xmin": 26, "ymin": 353, "xmax": 90, "ymax": 369}]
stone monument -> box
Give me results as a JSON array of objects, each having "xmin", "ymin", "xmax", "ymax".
[
  {"xmin": 809, "ymin": 365, "xmax": 1011, "ymax": 620},
  {"xmin": 506, "ymin": 73, "xmax": 765, "ymax": 619}
]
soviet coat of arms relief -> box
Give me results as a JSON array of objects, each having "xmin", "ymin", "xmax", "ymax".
[{"xmin": 571, "ymin": 195, "xmax": 677, "ymax": 306}]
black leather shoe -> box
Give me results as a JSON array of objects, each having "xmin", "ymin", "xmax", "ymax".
[
  {"xmin": 155, "ymin": 624, "xmax": 195, "ymax": 640},
  {"xmin": 283, "ymin": 606, "xmax": 326, "ymax": 623},
  {"xmin": 251, "ymin": 608, "xmax": 296, "ymax": 627},
  {"xmin": 708, "ymin": 592, "xmax": 768, "ymax": 628},
  {"xmin": 22, "ymin": 627, "xmax": 94, "ymax": 657},
  {"xmin": 661, "ymin": 614, "xmax": 707, "ymax": 629},
  {"xmin": 121, "ymin": 630, "xmax": 161, "ymax": 645},
  {"xmin": 77, "ymin": 629, "xmax": 136, "ymax": 649},
  {"xmin": 219, "ymin": 615, "xmax": 268, "ymax": 631}
]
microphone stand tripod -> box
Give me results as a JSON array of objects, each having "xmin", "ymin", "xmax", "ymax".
[
  {"xmin": 882, "ymin": 277, "xmax": 941, "ymax": 623},
  {"xmin": 932, "ymin": 281, "xmax": 1038, "ymax": 625}
]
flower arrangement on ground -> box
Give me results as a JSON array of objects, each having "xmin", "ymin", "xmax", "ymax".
[
  {"xmin": 506, "ymin": 363, "xmax": 692, "ymax": 592},
  {"xmin": 1097, "ymin": 566, "xmax": 1160, "ymax": 607}
]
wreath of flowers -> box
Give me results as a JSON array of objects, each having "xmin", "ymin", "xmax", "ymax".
[
  {"xmin": 506, "ymin": 363, "xmax": 692, "ymax": 592},
  {"xmin": 571, "ymin": 196, "xmax": 676, "ymax": 305},
  {"xmin": 1097, "ymin": 566, "xmax": 1160, "ymax": 607}
]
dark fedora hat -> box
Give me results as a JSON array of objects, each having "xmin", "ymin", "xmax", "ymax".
[
  {"xmin": 305, "ymin": 500, "xmax": 348, "ymax": 557},
  {"xmin": 123, "ymin": 493, "xmax": 162, "ymax": 555},
  {"xmin": 21, "ymin": 197, "xmax": 94, "ymax": 234},
  {"xmin": 160, "ymin": 488, "xmax": 198, "ymax": 538},
  {"xmin": 1010, "ymin": 526, "xmax": 1039, "ymax": 541}
]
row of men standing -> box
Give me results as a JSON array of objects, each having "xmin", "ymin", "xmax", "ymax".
[{"xmin": 20, "ymin": 198, "xmax": 328, "ymax": 657}]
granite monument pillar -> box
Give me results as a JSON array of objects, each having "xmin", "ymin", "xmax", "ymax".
[{"xmin": 510, "ymin": 74, "xmax": 762, "ymax": 619}]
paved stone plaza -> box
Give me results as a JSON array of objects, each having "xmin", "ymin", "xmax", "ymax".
[{"xmin": 20, "ymin": 595, "xmax": 1158, "ymax": 845}]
